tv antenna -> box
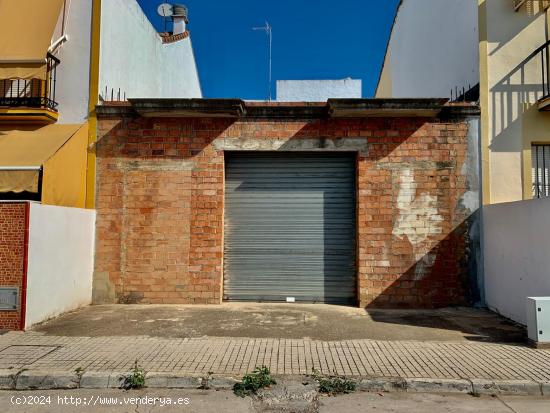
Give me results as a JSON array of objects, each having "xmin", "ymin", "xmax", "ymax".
[
  {"xmin": 253, "ymin": 21, "xmax": 273, "ymax": 101},
  {"xmin": 157, "ymin": 3, "xmax": 174, "ymax": 32}
]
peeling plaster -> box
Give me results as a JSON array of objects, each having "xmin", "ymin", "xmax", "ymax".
[
  {"xmin": 392, "ymin": 168, "xmax": 443, "ymax": 280},
  {"xmin": 459, "ymin": 118, "xmax": 481, "ymax": 213},
  {"xmin": 213, "ymin": 137, "xmax": 369, "ymax": 153}
]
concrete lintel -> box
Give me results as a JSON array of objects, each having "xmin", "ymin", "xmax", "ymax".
[
  {"xmin": 95, "ymin": 103, "xmax": 136, "ymax": 118},
  {"xmin": 129, "ymin": 98, "xmax": 245, "ymax": 118},
  {"xmin": 377, "ymin": 160, "xmax": 455, "ymax": 170},
  {"xmin": 328, "ymin": 98, "xmax": 450, "ymax": 118},
  {"xmin": 113, "ymin": 159, "xmax": 195, "ymax": 171},
  {"xmin": 214, "ymin": 137, "xmax": 368, "ymax": 153},
  {"xmin": 245, "ymin": 103, "xmax": 329, "ymax": 119},
  {"xmin": 439, "ymin": 104, "xmax": 482, "ymax": 119}
]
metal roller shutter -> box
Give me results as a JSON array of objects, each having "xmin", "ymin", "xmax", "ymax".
[{"xmin": 224, "ymin": 152, "xmax": 356, "ymax": 304}]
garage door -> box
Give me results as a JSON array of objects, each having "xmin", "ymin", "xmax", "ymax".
[{"xmin": 224, "ymin": 152, "xmax": 356, "ymax": 304}]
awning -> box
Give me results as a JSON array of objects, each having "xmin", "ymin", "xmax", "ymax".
[
  {"xmin": 0, "ymin": 0, "xmax": 64, "ymax": 80},
  {"xmin": 0, "ymin": 124, "xmax": 82, "ymax": 194}
]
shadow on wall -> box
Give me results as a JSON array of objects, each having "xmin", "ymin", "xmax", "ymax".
[
  {"xmin": 487, "ymin": 4, "xmax": 548, "ymax": 153},
  {"xmin": 489, "ymin": 59, "xmax": 546, "ymax": 153},
  {"xmin": 94, "ymin": 115, "xmax": 479, "ymax": 308},
  {"xmin": 366, "ymin": 214, "xmax": 479, "ymax": 309}
]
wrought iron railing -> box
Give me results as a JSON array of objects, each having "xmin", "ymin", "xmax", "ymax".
[
  {"xmin": 0, "ymin": 53, "xmax": 60, "ymax": 111},
  {"xmin": 515, "ymin": 0, "xmax": 550, "ymax": 12},
  {"xmin": 450, "ymin": 83, "xmax": 479, "ymax": 103},
  {"xmin": 534, "ymin": 40, "xmax": 550, "ymax": 102}
]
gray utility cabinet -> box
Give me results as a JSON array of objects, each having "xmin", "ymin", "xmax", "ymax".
[{"xmin": 527, "ymin": 297, "xmax": 550, "ymax": 343}]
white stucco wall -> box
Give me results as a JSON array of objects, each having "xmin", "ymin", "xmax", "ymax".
[
  {"xmin": 483, "ymin": 198, "xmax": 550, "ymax": 325},
  {"xmin": 52, "ymin": 0, "xmax": 93, "ymax": 124},
  {"xmin": 376, "ymin": 0, "xmax": 479, "ymax": 98},
  {"xmin": 25, "ymin": 203, "xmax": 95, "ymax": 328},
  {"xmin": 99, "ymin": 0, "xmax": 202, "ymax": 100},
  {"xmin": 277, "ymin": 79, "xmax": 362, "ymax": 101}
]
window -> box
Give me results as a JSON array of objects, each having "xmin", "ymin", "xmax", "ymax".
[{"xmin": 532, "ymin": 144, "xmax": 550, "ymax": 198}]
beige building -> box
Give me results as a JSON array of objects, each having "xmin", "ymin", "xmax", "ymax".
[
  {"xmin": 377, "ymin": 0, "xmax": 550, "ymax": 205},
  {"xmin": 479, "ymin": 0, "xmax": 550, "ymax": 204}
]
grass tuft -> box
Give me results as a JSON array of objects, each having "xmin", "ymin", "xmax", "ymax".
[
  {"xmin": 312, "ymin": 370, "xmax": 357, "ymax": 395},
  {"xmin": 233, "ymin": 366, "xmax": 276, "ymax": 397},
  {"xmin": 119, "ymin": 360, "xmax": 146, "ymax": 390}
]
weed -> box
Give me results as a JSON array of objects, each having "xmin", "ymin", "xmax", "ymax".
[
  {"xmin": 312, "ymin": 370, "xmax": 356, "ymax": 395},
  {"xmin": 119, "ymin": 360, "xmax": 146, "ymax": 390},
  {"xmin": 233, "ymin": 366, "xmax": 276, "ymax": 397},
  {"xmin": 200, "ymin": 371, "xmax": 215, "ymax": 389},
  {"xmin": 74, "ymin": 367, "xmax": 84, "ymax": 382}
]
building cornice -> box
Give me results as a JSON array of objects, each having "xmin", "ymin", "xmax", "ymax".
[{"xmin": 96, "ymin": 98, "xmax": 479, "ymax": 120}]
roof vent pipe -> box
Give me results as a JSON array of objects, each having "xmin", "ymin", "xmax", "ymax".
[{"xmin": 172, "ymin": 4, "xmax": 188, "ymax": 35}]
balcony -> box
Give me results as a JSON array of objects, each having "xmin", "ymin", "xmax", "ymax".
[
  {"xmin": 0, "ymin": 54, "xmax": 60, "ymax": 123},
  {"xmin": 515, "ymin": 0, "xmax": 550, "ymax": 12},
  {"xmin": 536, "ymin": 40, "xmax": 550, "ymax": 111}
]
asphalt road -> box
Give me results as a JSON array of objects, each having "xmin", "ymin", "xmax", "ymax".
[{"xmin": 1, "ymin": 389, "xmax": 549, "ymax": 413}]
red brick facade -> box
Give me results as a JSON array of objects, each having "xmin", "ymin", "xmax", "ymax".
[
  {"xmin": 95, "ymin": 103, "xmax": 479, "ymax": 308},
  {"xmin": 0, "ymin": 202, "xmax": 27, "ymax": 330}
]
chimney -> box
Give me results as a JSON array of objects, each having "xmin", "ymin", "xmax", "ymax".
[{"xmin": 172, "ymin": 4, "xmax": 188, "ymax": 35}]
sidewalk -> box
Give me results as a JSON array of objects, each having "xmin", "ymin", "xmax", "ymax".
[{"xmin": 1, "ymin": 331, "xmax": 550, "ymax": 394}]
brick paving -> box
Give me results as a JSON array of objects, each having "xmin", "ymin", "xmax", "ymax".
[{"xmin": 0, "ymin": 332, "xmax": 549, "ymax": 381}]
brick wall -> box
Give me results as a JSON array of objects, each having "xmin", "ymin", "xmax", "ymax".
[
  {"xmin": 95, "ymin": 111, "xmax": 478, "ymax": 308},
  {"xmin": 0, "ymin": 202, "xmax": 27, "ymax": 330}
]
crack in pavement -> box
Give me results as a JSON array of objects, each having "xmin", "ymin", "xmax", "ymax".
[{"xmin": 496, "ymin": 396, "xmax": 519, "ymax": 413}]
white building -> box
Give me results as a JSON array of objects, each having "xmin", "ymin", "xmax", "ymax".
[
  {"xmin": 375, "ymin": 0, "xmax": 479, "ymax": 99},
  {"xmin": 99, "ymin": 0, "xmax": 202, "ymax": 102},
  {"xmin": 277, "ymin": 79, "xmax": 362, "ymax": 101},
  {"xmin": 33, "ymin": 0, "xmax": 203, "ymax": 125}
]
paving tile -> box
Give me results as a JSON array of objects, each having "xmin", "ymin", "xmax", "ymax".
[{"xmin": 1, "ymin": 332, "xmax": 550, "ymax": 383}]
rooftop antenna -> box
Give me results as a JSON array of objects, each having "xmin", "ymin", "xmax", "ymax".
[
  {"xmin": 157, "ymin": 3, "xmax": 174, "ymax": 32},
  {"xmin": 253, "ymin": 21, "xmax": 273, "ymax": 101}
]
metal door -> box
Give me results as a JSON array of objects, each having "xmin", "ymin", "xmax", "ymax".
[{"xmin": 224, "ymin": 152, "xmax": 356, "ymax": 304}]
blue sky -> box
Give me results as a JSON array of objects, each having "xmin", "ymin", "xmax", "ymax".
[{"xmin": 136, "ymin": 0, "xmax": 400, "ymax": 99}]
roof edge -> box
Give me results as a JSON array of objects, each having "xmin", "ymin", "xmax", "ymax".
[{"xmin": 96, "ymin": 98, "xmax": 479, "ymax": 119}]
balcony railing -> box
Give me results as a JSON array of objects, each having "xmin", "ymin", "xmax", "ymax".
[
  {"xmin": 515, "ymin": 0, "xmax": 550, "ymax": 12},
  {"xmin": 535, "ymin": 40, "xmax": 550, "ymax": 102},
  {"xmin": 0, "ymin": 53, "xmax": 60, "ymax": 111}
]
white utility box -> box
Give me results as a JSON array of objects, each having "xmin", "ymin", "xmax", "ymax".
[{"xmin": 526, "ymin": 297, "xmax": 550, "ymax": 343}]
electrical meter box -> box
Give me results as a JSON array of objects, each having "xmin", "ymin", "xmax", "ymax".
[{"xmin": 526, "ymin": 297, "xmax": 550, "ymax": 343}]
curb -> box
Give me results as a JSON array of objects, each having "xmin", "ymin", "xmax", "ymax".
[{"xmin": 0, "ymin": 370, "xmax": 548, "ymax": 396}]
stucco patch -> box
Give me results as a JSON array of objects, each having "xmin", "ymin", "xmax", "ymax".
[
  {"xmin": 214, "ymin": 137, "xmax": 368, "ymax": 153},
  {"xmin": 392, "ymin": 168, "xmax": 443, "ymax": 280}
]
